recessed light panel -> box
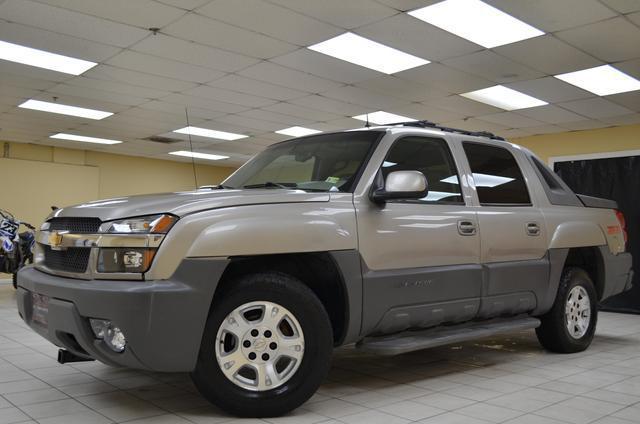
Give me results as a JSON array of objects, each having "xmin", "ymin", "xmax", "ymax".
[
  {"xmin": 409, "ymin": 0, "xmax": 544, "ymax": 48},
  {"xmin": 0, "ymin": 40, "xmax": 97, "ymax": 75},
  {"xmin": 308, "ymin": 32, "xmax": 430, "ymax": 74},
  {"xmin": 352, "ymin": 111, "xmax": 417, "ymax": 125},
  {"xmin": 19, "ymin": 100, "xmax": 113, "ymax": 119},
  {"xmin": 174, "ymin": 126, "xmax": 247, "ymax": 141},
  {"xmin": 555, "ymin": 65, "xmax": 640, "ymax": 96},
  {"xmin": 275, "ymin": 126, "xmax": 322, "ymax": 137},
  {"xmin": 50, "ymin": 133, "xmax": 122, "ymax": 145},
  {"xmin": 169, "ymin": 151, "xmax": 229, "ymax": 161},
  {"xmin": 460, "ymin": 85, "xmax": 547, "ymax": 110}
]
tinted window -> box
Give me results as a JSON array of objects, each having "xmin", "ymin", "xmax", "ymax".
[
  {"xmin": 531, "ymin": 156, "xmax": 563, "ymax": 191},
  {"xmin": 382, "ymin": 136, "xmax": 463, "ymax": 204},
  {"xmin": 463, "ymin": 142, "xmax": 531, "ymax": 205}
]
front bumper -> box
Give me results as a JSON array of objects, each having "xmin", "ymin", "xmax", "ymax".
[{"xmin": 16, "ymin": 258, "xmax": 229, "ymax": 372}]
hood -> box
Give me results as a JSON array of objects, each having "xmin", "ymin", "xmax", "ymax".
[{"xmin": 49, "ymin": 189, "xmax": 330, "ymax": 222}]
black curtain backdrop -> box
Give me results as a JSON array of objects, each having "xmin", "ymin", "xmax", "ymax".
[{"xmin": 554, "ymin": 156, "xmax": 639, "ymax": 313}]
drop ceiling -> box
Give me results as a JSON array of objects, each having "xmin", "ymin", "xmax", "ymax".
[{"xmin": 0, "ymin": 0, "xmax": 639, "ymax": 166}]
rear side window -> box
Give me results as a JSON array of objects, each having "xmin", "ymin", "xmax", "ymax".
[
  {"xmin": 382, "ymin": 136, "xmax": 463, "ymax": 204},
  {"xmin": 463, "ymin": 142, "xmax": 531, "ymax": 206},
  {"xmin": 531, "ymin": 156, "xmax": 563, "ymax": 190}
]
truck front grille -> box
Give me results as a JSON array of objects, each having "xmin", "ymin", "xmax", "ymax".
[
  {"xmin": 43, "ymin": 246, "xmax": 91, "ymax": 273},
  {"xmin": 47, "ymin": 217, "xmax": 101, "ymax": 233}
]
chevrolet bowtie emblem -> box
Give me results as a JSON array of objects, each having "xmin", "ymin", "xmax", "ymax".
[{"xmin": 48, "ymin": 232, "xmax": 63, "ymax": 248}]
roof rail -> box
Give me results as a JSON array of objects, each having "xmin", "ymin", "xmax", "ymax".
[{"xmin": 386, "ymin": 120, "xmax": 505, "ymax": 141}]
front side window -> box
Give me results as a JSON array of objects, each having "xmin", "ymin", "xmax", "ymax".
[
  {"xmin": 463, "ymin": 142, "xmax": 531, "ymax": 205},
  {"xmin": 382, "ymin": 136, "xmax": 463, "ymax": 204},
  {"xmin": 224, "ymin": 131, "xmax": 381, "ymax": 192}
]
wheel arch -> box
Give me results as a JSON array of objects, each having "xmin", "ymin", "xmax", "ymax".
[{"xmin": 213, "ymin": 251, "xmax": 362, "ymax": 346}]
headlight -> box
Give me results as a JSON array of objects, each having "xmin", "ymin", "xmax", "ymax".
[{"xmin": 101, "ymin": 214, "xmax": 177, "ymax": 234}]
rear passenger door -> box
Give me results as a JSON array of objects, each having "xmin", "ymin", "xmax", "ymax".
[
  {"xmin": 356, "ymin": 135, "xmax": 482, "ymax": 335},
  {"xmin": 461, "ymin": 142, "xmax": 549, "ymax": 318}
]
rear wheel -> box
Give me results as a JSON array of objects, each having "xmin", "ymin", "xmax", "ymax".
[
  {"xmin": 191, "ymin": 272, "xmax": 333, "ymax": 417},
  {"xmin": 536, "ymin": 267, "xmax": 597, "ymax": 353}
]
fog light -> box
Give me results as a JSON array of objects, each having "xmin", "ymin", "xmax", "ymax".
[
  {"xmin": 89, "ymin": 318, "xmax": 126, "ymax": 353},
  {"xmin": 97, "ymin": 248, "xmax": 156, "ymax": 273}
]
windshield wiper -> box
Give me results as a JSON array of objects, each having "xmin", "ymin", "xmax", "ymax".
[{"xmin": 243, "ymin": 182, "xmax": 293, "ymax": 189}]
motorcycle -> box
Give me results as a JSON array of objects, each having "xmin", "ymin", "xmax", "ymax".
[{"xmin": 0, "ymin": 209, "xmax": 35, "ymax": 289}]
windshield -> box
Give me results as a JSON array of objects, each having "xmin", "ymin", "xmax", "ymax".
[{"xmin": 223, "ymin": 131, "xmax": 382, "ymax": 192}]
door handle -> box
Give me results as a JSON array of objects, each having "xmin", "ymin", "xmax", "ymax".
[
  {"xmin": 526, "ymin": 222, "xmax": 541, "ymax": 236},
  {"xmin": 457, "ymin": 220, "xmax": 477, "ymax": 236}
]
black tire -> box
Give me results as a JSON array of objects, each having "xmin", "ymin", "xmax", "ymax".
[
  {"xmin": 12, "ymin": 273, "xmax": 17, "ymax": 289},
  {"xmin": 191, "ymin": 272, "xmax": 333, "ymax": 417},
  {"xmin": 536, "ymin": 267, "xmax": 598, "ymax": 353}
]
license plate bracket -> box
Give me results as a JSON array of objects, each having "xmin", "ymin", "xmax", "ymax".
[{"xmin": 31, "ymin": 293, "xmax": 49, "ymax": 327}]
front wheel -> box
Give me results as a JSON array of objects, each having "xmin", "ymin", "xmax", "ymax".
[
  {"xmin": 536, "ymin": 267, "xmax": 598, "ymax": 353},
  {"xmin": 191, "ymin": 272, "xmax": 333, "ymax": 417}
]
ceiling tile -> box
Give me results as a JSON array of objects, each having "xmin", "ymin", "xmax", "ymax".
[
  {"xmin": 0, "ymin": 71, "xmax": 58, "ymax": 91},
  {"xmin": 356, "ymin": 13, "xmax": 481, "ymax": 62},
  {"xmin": 163, "ymin": 13, "xmax": 297, "ymax": 59},
  {"xmin": 559, "ymin": 97, "xmax": 634, "ymax": 118},
  {"xmin": 493, "ymin": 35, "xmax": 602, "ymax": 75},
  {"xmin": 374, "ymin": 0, "xmax": 442, "ymax": 12},
  {"xmin": 396, "ymin": 63, "xmax": 492, "ymax": 94},
  {"xmin": 559, "ymin": 120, "xmax": 611, "ymax": 131},
  {"xmin": 106, "ymin": 51, "xmax": 224, "ymax": 84},
  {"xmin": 555, "ymin": 17, "xmax": 640, "ymax": 62},
  {"xmin": 33, "ymin": 0, "xmax": 186, "ymax": 27},
  {"xmin": 46, "ymin": 83, "xmax": 148, "ymax": 107},
  {"xmin": 423, "ymin": 95, "xmax": 503, "ymax": 116},
  {"xmin": 440, "ymin": 118, "xmax": 509, "ymax": 134},
  {"xmin": 600, "ymin": 0, "xmax": 640, "ymax": 13},
  {"xmin": 139, "ymin": 99, "xmax": 229, "ymax": 120},
  {"xmin": 605, "ymin": 91, "xmax": 640, "ymax": 112},
  {"xmin": 196, "ymin": 0, "xmax": 341, "ymax": 45},
  {"xmin": 355, "ymin": 75, "xmax": 449, "ymax": 102},
  {"xmin": 184, "ymin": 85, "xmax": 278, "ymax": 108},
  {"xmin": 266, "ymin": 0, "xmax": 398, "ymax": 29},
  {"xmin": 477, "ymin": 112, "xmax": 544, "ymax": 128},
  {"xmin": 629, "ymin": 11, "xmax": 640, "ymax": 25},
  {"xmin": 441, "ymin": 51, "xmax": 545, "ymax": 84},
  {"xmin": 131, "ymin": 34, "xmax": 259, "ymax": 73},
  {"xmin": 515, "ymin": 104, "xmax": 588, "ymax": 124},
  {"xmin": 483, "ymin": 0, "xmax": 616, "ymax": 32},
  {"xmin": 506, "ymin": 77, "xmax": 594, "ymax": 103},
  {"xmin": 238, "ymin": 62, "xmax": 344, "ymax": 93},
  {"xmin": 159, "ymin": 93, "xmax": 250, "ymax": 114},
  {"xmin": 0, "ymin": 61, "xmax": 71, "ymax": 84},
  {"xmin": 0, "ymin": 21, "xmax": 121, "ymax": 63},
  {"xmin": 501, "ymin": 128, "xmax": 532, "ymax": 138},
  {"xmin": 261, "ymin": 102, "xmax": 343, "ymax": 122},
  {"xmin": 319, "ymin": 85, "xmax": 410, "ymax": 110},
  {"xmin": 288, "ymin": 95, "xmax": 366, "ymax": 116},
  {"xmin": 271, "ymin": 49, "xmax": 381, "ymax": 84},
  {"xmin": 615, "ymin": 58, "xmax": 640, "ymax": 80},
  {"xmin": 0, "ymin": 0, "xmax": 149, "ymax": 47},
  {"xmin": 83, "ymin": 65, "xmax": 197, "ymax": 92},
  {"xmin": 213, "ymin": 114, "xmax": 286, "ymax": 132},
  {"xmin": 238, "ymin": 109, "xmax": 314, "ymax": 126},
  {"xmin": 63, "ymin": 76, "xmax": 172, "ymax": 100},
  {"xmin": 393, "ymin": 103, "xmax": 466, "ymax": 122},
  {"xmin": 525, "ymin": 124, "xmax": 569, "ymax": 135},
  {"xmin": 207, "ymin": 75, "xmax": 308, "ymax": 101},
  {"xmin": 600, "ymin": 113, "xmax": 640, "ymax": 125}
]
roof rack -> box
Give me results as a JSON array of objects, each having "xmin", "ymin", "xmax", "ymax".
[{"xmin": 386, "ymin": 120, "xmax": 505, "ymax": 141}]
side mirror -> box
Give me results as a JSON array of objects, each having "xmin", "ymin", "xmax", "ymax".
[{"xmin": 370, "ymin": 170, "xmax": 428, "ymax": 203}]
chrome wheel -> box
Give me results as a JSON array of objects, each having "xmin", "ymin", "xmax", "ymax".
[
  {"xmin": 215, "ymin": 301, "xmax": 305, "ymax": 391},
  {"xmin": 565, "ymin": 286, "xmax": 591, "ymax": 339}
]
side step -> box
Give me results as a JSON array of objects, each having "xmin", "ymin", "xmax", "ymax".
[{"xmin": 356, "ymin": 317, "xmax": 541, "ymax": 356}]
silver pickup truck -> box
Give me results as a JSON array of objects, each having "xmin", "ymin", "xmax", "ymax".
[{"xmin": 17, "ymin": 122, "xmax": 633, "ymax": 417}]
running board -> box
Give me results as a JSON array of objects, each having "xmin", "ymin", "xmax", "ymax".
[{"xmin": 356, "ymin": 317, "xmax": 541, "ymax": 356}]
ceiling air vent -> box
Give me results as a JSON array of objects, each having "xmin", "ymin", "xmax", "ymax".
[{"xmin": 144, "ymin": 136, "xmax": 181, "ymax": 144}]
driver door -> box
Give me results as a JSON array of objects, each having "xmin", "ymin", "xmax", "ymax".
[{"xmin": 355, "ymin": 135, "xmax": 481, "ymax": 335}]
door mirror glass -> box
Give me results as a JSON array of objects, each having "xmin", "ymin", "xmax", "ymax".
[{"xmin": 371, "ymin": 170, "xmax": 428, "ymax": 203}]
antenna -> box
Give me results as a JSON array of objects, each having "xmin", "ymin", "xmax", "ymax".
[
  {"xmin": 364, "ymin": 113, "xmax": 370, "ymax": 128},
  {"xmin": 184, "ymin": 107, "xmax": 199, "ymax": 189}
]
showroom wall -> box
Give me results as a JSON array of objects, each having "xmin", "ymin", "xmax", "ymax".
[
  {"xmin": 0, "ymin": 141, "xmax": 236, "ymax": 227},
  {"xmin": 514, "ymin": 123, "xmax": 640, "ymax": 163}
]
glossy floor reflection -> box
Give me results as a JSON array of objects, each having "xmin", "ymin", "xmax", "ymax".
[{"xmin": 1, "ymin": 281, "xmax": 640, "ymax": 424}]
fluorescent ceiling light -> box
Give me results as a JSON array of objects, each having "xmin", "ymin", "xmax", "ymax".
[
  {"xmin": 460, "ymin": 85, "xmax": 547, "ymax": 110},
  {"xmin": 275, "ymin": 126, "xmax": 322, "ymax": 137},
  {"xmin": 0, "ymin": 40, "xmax": 96, "ymax": 75},
  {"xmin": 174, "ymin": 126, "xmax": 247, "ymax": 141},
  {"xmin": 352, "ymin": 111, "xmax": 417, "ymax": 125},
  {"xmin": 169, "ymin": 151, "xmax": 229, "ymax": 161},
  {"xmin": 555, "ymin": 65, "xmax": 640, "ymax": 96},
  {"xmin": 409, "ymin": 0, "xmax": 544, "ymax": 48},
  {"xmin": 308, "ymin": 32, "xmax": 429, "ymax": 74},
  {"xmin": 19, "ymin": 99, "xmax": 113, "ymax": 119},
  {"xmin": 50, "ymin": 133, "xmax": 122, "ymax": 145}
]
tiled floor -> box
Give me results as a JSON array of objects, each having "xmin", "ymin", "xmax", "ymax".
[{"xmin": 2, "ymin": 281, "xmax": 640, "ymax": 424}]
